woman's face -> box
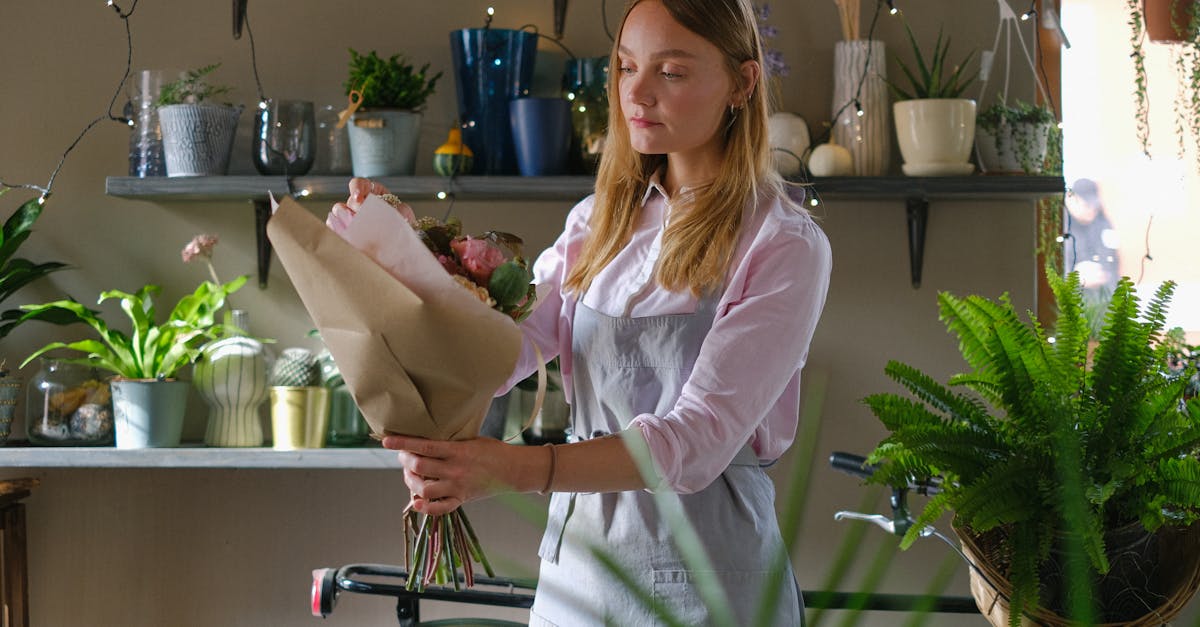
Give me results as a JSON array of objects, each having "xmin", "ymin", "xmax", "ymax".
[{"xmin": 617, "ymin": 0, "xmax": 737, "ymax": 159}]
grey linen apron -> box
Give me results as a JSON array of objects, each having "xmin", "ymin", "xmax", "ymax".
[{"xmin": 527, "ymin": 292, "xmax": 803, "ymax": 626}]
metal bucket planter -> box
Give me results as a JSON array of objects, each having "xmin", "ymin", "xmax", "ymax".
[
  {"xmin": 158, "ymin": 103, "xmax": 242, "ymax": 177},
  {"xmin": 111, "ymin": 379, "xmax": 190, "ymax": 449},
  {"xmin": 269, "ymin": 386, "xmax": 330, "ymax": 450},
  {"xmin": 347, "ymin": 109, "xmax": 422, "ymax": 177}
]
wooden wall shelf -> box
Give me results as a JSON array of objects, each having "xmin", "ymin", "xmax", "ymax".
[{"xmin": 106, "ymin": 174, "xmax": 1065, "ymax": 289}]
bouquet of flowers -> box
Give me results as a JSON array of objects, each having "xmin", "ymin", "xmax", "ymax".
[{"xmin": 266, "ymin": 186, "xmax": 540, "ymax": 591}]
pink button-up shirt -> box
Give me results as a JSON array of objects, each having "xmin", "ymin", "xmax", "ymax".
[{"xmin": 505, "ymin": 178, "xmax": 832, "ymax": 493}]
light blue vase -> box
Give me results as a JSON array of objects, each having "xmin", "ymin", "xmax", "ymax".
[{"xmin": 111, "ymin": 380, "xmax": 190, "ymax": 449}]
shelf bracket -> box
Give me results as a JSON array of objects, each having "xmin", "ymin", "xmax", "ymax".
[
  {"xmin": 905, "ymin": 196, "xmax": 929, "ymax": 289},
  {"xmin": 253, "ymin": 199, "xmax": 273, "ymax": 289}
]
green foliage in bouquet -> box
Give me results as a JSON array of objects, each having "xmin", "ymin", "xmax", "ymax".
[
  {"xmin": 20, "ymin": 276, "xmax": 247, "ymax": 379},
  {"xmin": 0, "ymin": 194, "xmax": 69, "ymax": 339},
  {"xmin": 345, "ymin": 49, "xmax": 442, "ymax": 111},
  {"xmin": 862, "ymin": 270, "xmax": 1200, "ymax": 623}
]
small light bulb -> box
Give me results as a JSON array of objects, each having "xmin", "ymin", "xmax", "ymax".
[
  {"xmin": 37, "ymin": 195, "xmax": 47, "ymax": 205},
  {"xmin": 566, "ymin": 92, "xmax": 576, "ymax": 101},
  {"xmin": 297, "ymin": 189, "xmax": 311, "ymax": 197},
  {"xmin": 578, "ymin": 105, "xmax": 587, "ymax": 113},
  {"xmin": 258, "ymin": 100, "xmax": 269, "ymax": 110},
  {"xmin": 809, "ymin": 197, "xmax": 819, "ymax": 207},
  {"xmin": 437, "ymin": 191, "xmax": 448, "ymax": 200},
  {"xmin": 487, "ymin": 6, "xmax": 495, "ymax": 16},
  {"xmin": 1056, "ymin": 235, "xmax": 1066, "ymax": 243},
  {"xmin": 1047, "ymin": 336, "xmax": 1057, "ymax": 344}
]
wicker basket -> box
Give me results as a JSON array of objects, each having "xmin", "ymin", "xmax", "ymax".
[{"xmin": 956, "ymin": 520, "xmax": 1200, "ymax": 627}]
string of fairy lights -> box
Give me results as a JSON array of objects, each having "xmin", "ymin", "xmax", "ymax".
[
  {"xmin": 0, "ymin": 0, "xmax": 1162, "ymax": 285},
  {"xmin": 0, "ymin": 1, "xmax": 140, "ymax": 206}
]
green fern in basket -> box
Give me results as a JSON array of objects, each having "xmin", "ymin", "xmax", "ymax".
[{"xmin": 863, "ymin": 269, "xmax": 1200, "ymax": 624}]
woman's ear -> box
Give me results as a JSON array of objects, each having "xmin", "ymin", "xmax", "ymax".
[{"xmin": 731, "ymin": 59, "xmax": 761, "ymax": 108}]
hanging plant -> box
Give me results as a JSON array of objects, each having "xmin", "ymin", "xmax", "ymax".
[{"xmin": 1127, "ymin": 0, "xmax": 1200, "ymax": 171}]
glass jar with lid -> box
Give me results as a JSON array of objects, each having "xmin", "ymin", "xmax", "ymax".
[{"xmin": 26, "ymin": 358, "xmax": 114, "ymax": 446}]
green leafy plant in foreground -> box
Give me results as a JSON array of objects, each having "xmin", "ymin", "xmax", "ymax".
[{"xmin": 863, "ymin": 270, "xmax": 1200, "ymax": 624}]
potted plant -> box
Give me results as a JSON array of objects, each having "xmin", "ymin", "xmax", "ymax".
[
  {"xmin": 861, "ymin": 269, "xmax": 1200, "ymax": 625},
  {"xmin": 1127, "ymin": 0, "xmax": 1200, "ymax": 170},
  {"xmin": 155, "ymin": 63, "xmax": 242, "ymax": 177},
  {"xmin": 19, "ymin": 275, "xmax": 247, "ymax": 449},
  {"xmin": 887, "ymin": 20, "xmax": 979, "ymax": 176},
  {"xmin": 344, "ymin": 48, "xmax": 442, "ymax": 177},
  {"xmin": 0, "ymin": 194, "xmax": 69, "ymax": 444},
  {"xmin": 975, "ymin": 100, "xmax": 1057, "ymax": 174}
]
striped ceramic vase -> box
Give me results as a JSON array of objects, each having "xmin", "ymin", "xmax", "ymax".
[
  {"xmin": 193, "ymin": 311, "xmax": 268, "ymax": 447},
  {"xmin": 831, "ymin": 40, "xmax": 890, "ymax": 176}
]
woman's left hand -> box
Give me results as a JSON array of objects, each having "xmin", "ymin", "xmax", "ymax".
[{"xmin": 383, "ymin": 435, "xmax": 521, "ymax": 516}]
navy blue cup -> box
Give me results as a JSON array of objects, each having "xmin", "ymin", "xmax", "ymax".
[
  {"xmin": 510, "ymin": 97, "xmax": 573, "ymax": 176},
  {"xmin": 449, "ymin": 28, "xmax": 538, "ymax": 175}
]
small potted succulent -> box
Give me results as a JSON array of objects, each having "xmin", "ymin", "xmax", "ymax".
[
  {"xmin": 886, "ymin": 20, "xmax": 979, "ymax": 176},
  {"xmin": 268, "ymin": 347, "xmax": 329, "ymax": 450},
  {"xmin": 155, "ymin": 63, "xmax": 242, "ymax": 177},
  {"xmin": 343, "ymin": 48, "xmax": 442, "ymax": 177},
  {"xmin": 20, "ymin": 274, "xmax": 247, "ymax": 449},
  {"xmin": 975, "ymin": 99, "xmax": 1057, "ymax": 174}
]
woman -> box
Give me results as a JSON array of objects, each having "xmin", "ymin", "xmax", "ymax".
[{"xmin": 332, "ymin": 0, "xmax": 830, "ymax": 623}]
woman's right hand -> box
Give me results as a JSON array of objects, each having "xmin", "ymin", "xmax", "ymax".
[{"xmin": 326, "ymin": 178, "xmax": 391, "ymax": 233}]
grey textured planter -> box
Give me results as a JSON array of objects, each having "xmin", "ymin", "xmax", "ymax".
[{"xmin": 159, "ymin": 103, "xmax": 242, "ymax": 177}]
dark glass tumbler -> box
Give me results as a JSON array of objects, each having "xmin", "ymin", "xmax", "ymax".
[{"xmin": 252, "ymin": 99, "xmax": 316, "ymax": 176}]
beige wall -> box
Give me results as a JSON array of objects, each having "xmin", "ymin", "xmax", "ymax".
[{"xmin": 3, "ymin": 1, "xmax": 1176, "ymax": 626}]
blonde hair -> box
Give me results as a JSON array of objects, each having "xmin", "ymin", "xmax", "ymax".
[{"xmin": 564, "ymin": 0, "xmax": 787, "ymax": 296}]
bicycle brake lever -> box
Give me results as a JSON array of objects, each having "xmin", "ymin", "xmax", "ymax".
[{"xmin": 833, "ymin": 511, "xmax": 936, "ymax": 538}]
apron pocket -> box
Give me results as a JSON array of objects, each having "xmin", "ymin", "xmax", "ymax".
[{"xmin": 652, "ymin": 568, "xmax": 791, "ymax": 625}]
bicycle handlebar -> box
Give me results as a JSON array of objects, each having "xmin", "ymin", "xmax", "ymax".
[{"xmin": 829, "ymin": 451, "xmax": 944, "ymax": 495}]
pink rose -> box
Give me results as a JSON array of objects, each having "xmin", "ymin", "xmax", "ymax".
[{"xmin": 451, "ymin": 237, "xmax": 506, "ymax": 285}]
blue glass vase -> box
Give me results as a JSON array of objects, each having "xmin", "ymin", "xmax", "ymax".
[{"xmin": 449, "ymin": 28, "xmax": 538, "ymax": 175}]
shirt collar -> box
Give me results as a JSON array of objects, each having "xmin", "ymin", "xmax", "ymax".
[
  {"xmin": 640, "ymin": 169, "xmax": 703, "ymax": 207},
  {"xmin": 640, "ymin": 170, "xmax": 670, "ymax": 206}
]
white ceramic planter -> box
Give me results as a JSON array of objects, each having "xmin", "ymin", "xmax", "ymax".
[
  {"xmin": 975, "ymin": 121, "xmax": 1052, "ymax": 174},
  {"xmin": 893, "ymin": 99, "xmax": 977, "ymax": 176},
  {"xmin": 347, "ymin": 109, "xmax": 422, "ymax": 177},
  {"xmin": 158, "ymin": 104, "xmax": 242, "ymax": 177}
]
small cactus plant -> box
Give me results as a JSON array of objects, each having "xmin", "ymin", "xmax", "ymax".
[{"xmin": 269, "ymin": 348, "xmax": 320, "ymax": 387}]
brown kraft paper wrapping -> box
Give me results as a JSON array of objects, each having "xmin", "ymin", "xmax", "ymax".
[{"xmin": 266, "ymin": 195, "xmax": 523, "ymax": 441}]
